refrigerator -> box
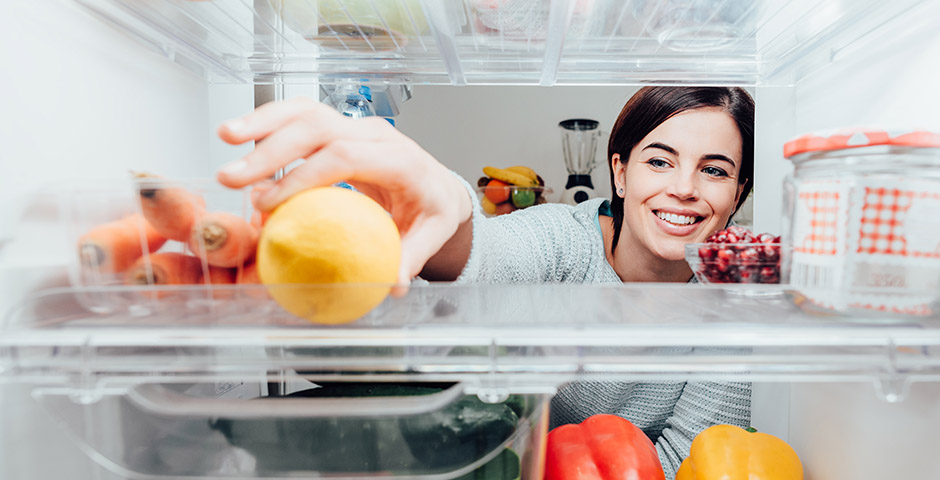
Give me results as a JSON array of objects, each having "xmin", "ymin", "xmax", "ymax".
[{"xmin": 2, "ymin": 0, "xmax": 940, "ymax": 478}]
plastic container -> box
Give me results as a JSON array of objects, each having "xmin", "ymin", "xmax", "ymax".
[
  {"xmin": 685, "ymin": 242, "xmax": 782, "ymax": 284},
  {"xmin": 60, "ymin": 176, "xmax": 259, "ymax": 315},
  {"xmin": 29, "ymin": 379, "xmax": 549, "ymax": 479},
  {"xmin": 631, "ymin": 0, "xmax": 761, "ymax": 52},
  {"xmin": 476, "ymin": 185, "xmax": 552, "ymax": 217},
  {"xmin": 267, "ymin": 0, "xmax": 429, "ymax": 52},
  {"xmin": 782, "ymin": 128, "xmax": 940, "ymax": 316}
]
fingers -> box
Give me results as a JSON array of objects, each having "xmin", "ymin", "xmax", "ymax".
[
  {"xmin": 252, "ymin": 145, "xmax": 357, "ymax": 211},
  {"xmin": 217, "ymin": 96, "xmax": 325, "ymax": 145},
  {"xmin": 217, "ymin": 100, "xmax": 398, "ymax": 189},
  {"xmin": 218, "ymin": 119, "xmax": 343, "ymax": 188}
]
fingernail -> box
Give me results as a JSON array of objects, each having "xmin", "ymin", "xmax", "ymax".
[
  {"xmin": 224, "ymin": 119, "xmax": 247, "ymax": 135},
  {"xmin": 219, "ymin": 159, "xmax": 248, "ymax": 176}
]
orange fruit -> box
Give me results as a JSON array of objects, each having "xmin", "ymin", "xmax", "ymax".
[{"xmin": 484, "ymin": 179, "xmax": 511, "ymax": 204}]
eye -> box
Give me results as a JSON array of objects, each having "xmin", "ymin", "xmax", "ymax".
[
  {"xmin": 702, "ymin": 165, "xmax": 729, "ymax": 177},
  {"xmin": 646, "ymin": 158, "xmax": 670, "ymax": 169}
]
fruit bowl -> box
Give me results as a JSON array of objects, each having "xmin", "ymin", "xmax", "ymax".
[
  {"xmin": 475, "ymin": 185, "xmax": 551, "ymax": 217},
  {"xmin": 686, "ymin": 242, "xmax": 782, "ymax": 284}
]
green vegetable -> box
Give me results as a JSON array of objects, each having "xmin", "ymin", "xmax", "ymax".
[
  {"xmin": 399, "ymin": 394, "xmax": 519, "ymax": 468},
  {"xmin": 209, "ymin": 383, "xmax": 527, "ymax": 476},
  {"xmin": 457, "ymin": 448, "xmax": 521, "ymax": 480}
]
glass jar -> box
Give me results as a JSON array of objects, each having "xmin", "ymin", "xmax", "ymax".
[{"xmin": 782, "ymin": 128, "xmax": 940, "ymax": 316}]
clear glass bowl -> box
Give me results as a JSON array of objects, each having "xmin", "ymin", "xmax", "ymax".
[
  {"xmin": 476, "ymin": 185, "xmax": 552, "ymax": 217},
  {"xmin": 685, "ymin": 242, "xmax": 782, "ymax": 284}
]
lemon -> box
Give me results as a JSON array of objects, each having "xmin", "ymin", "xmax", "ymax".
[{"xmin": 257, "ymin": 187, "xmax": 401, "ymax": 324}]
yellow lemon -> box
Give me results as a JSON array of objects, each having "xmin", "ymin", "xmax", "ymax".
[{"xmin": 257, "ymin": 187, "xmax": 401, "ymax": 324}]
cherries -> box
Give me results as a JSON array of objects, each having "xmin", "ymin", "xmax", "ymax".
[{"xmin": 695, "ymin": 226, "xmax": 781, "ymax": 284}]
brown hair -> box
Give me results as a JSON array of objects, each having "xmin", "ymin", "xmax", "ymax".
[{"xmin": 607, "ymin": 86, "xmax": 754, "ymax": 248}]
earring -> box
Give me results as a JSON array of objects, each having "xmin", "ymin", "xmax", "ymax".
[{"xmin": 617, "ymin": 188, "xmax": 624, "ymax": 196}]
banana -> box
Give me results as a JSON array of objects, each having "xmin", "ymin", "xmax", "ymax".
[
  {"xmin": 482, "ymin": 166, "xmax": 538, "ymax": 187},
  {"xmin": 505, "ymin": 166, "xmax": 539, "ymax": 183}
]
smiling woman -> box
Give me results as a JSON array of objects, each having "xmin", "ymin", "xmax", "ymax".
[
  {"xmin": 216, "ymin": 86, "xmax": 755, "ymax": 477},
  {"xmin": 606, "ymin": 88, "xmax": 754, "ymax": 282}
]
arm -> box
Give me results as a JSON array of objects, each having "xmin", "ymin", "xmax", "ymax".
[
  {"xmin": 215, "ymin": 97, "xmax": 472, "ymax": 285},
  {"xmin": 655, "ymin": 381, "xmax": 751, "ymax": 478}
]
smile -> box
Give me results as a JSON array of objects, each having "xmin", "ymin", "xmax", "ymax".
[{"xmin": 655, "ymin": 210, "xmax": 703, "ymax": 226}]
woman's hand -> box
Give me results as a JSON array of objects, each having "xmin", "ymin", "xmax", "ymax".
[{"xmin": 216, "ymin": 97, "xmax": 473, "ymax": 285}]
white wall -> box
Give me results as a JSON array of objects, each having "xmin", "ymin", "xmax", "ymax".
[
  {"xmin": 395, "ymin": 86, "xmax": 638, "ymax": 203},
  {"xmin": 0, "ymin": 0, "xmax": 211, "ymax": 478},
  {"xmin": 0, "ymin": 0, "xmax": 211, "ymax": 262}
]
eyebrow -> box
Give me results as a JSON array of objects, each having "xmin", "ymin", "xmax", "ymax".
[{"xmin": 642, "ymin": 142, "xmax": 737, "ymax": 168}]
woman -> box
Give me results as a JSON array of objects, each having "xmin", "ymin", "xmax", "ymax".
[{"xmin": 217, "ymin": 86, "xmax": 754, "ymax": 477}]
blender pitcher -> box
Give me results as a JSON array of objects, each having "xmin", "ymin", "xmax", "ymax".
[{"xmin": 559, "ymin": 119, "xmax": 601, "ymax": 205}]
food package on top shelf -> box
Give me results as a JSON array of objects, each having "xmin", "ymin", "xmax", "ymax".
[
  {"xmin": 469, "ymin": 0, "xmax": 600, "ymax": 39},
  {"xmin": 267, "ymin": 0, "xmax": 428, "ymax": 51}
]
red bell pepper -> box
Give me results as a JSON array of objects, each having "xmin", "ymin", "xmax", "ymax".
[{"xmin": 544, "ymin": 414, "xmax": 665, "ymax": 480}]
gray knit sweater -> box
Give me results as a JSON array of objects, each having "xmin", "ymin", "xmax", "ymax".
[{"xmin": 453, "ymin": 192, "xmax": 751, "ymax": 478}]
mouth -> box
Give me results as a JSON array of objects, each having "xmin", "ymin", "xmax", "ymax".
[{"xmin": 653, "ymin": 210, "xmax": 704, "ymax": 227}]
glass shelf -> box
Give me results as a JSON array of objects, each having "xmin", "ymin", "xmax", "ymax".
[
  {"xmin": 72, "ymin": 0, "xmax": 935, "ymax": 86},
  {"xmin": 3, "ymin": 283, "xmax": 939, "ymax": 391}
]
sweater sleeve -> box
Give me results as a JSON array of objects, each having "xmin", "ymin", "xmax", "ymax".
[
  {"xmin": 451, "ymin": 174, "xmax": 605, "ymax": 284},
  {"xmin": 655, "ymin": 380, "xmax": 752, "ymax": 478}
]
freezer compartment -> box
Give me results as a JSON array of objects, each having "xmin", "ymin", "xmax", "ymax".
[
  {"xmin": 31, "ymin": 379, "xmax": 549, "ymax": 479},
  {"xmin": 72, "ymin": 0, "xmax": 937, "ymax": 85}
]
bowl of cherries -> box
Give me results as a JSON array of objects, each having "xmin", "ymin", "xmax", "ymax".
[{"xmin": 685, "ymin": 226, "xmax": 782, "ymax": 284}]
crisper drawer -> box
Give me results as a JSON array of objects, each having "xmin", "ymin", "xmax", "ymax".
[{"xmin": 30, "ymin": 379, "xmax": 549, "ymax": 479}]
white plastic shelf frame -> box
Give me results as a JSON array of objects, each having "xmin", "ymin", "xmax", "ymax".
[
  {"xmin": 73, "ymin": 0, "xmax": 935, "ymax": 86},
  {"xmin": 3, "ymin": 283, "xmax": 939, "ymax": 400}
]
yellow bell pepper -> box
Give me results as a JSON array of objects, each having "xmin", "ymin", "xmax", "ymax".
[{"xmin": 676, "ymin": 425, "xmax": 803, "ymax": 480}]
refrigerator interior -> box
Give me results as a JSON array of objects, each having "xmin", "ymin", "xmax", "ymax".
[{"xmin": 2, "ymin": 0, "xmax": 940, "ymax": 478}]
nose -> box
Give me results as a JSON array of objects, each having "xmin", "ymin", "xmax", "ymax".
[{"xmin": 666, "ymin": 169, "xmax": 699, "ymax": 201}]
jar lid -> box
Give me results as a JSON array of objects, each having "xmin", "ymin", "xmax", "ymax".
[{"xmin": 783, "ymin": 127, "xmax": 940, "ymax": 158}]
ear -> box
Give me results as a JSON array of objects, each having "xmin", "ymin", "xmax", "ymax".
[
  {"xmin": 611, "ymin": 153, "xmax": 626, "ymax": 197},
  {"xmin": 733, "ymin": 178, "xmax": 748, "ymax": 208}
]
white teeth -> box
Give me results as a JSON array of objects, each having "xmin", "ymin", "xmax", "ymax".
[{"xmin": 657, "ymin": 211, "xmax": 697, "ymax": 225}]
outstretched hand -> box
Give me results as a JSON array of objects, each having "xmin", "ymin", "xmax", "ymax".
[{"xmin": 216, "ymin": 97, "xmax": 472, "ymax": 285}]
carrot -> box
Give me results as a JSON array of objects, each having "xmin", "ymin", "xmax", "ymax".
[
  {"xmin": 236, "ymin": 261, "xmax": 261, "ymax": 284},
  {"xmin": 235, "ymin": 261, "xmax": 269, "ymax": 300},
  {"xmin": 204, "ymin": 265, "xmax": 237, "ymax": 299},
  {"xmin": 206, "ymin": 265, "xmax": 237, "ymax": 285},
  {"xmin": 124, "ymin": 252, "xmax": 203, "ymax": 288},
  {"xmin": 250, "ymin": 208, "xmax": 269, "ymax": 230},
  {"xmin": 188, "ymin": 212, "xmax": 259, "ymax": 268},
  {"xmin": 78, "ymin": 214, "xmax": 167, "ymax": 274},
  {"xmin": 134, "ymin": 172, "xmax": 206, "ymax": 242}
]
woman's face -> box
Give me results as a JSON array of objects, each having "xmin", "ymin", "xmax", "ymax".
[{"xmin": 612, "ymin": 107, "xmax": 745, "ymax": 262}]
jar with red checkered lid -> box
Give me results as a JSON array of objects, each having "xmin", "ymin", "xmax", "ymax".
[{"xmin": 782, "ymin": 127, "xmax": 940, "ymax": 317}]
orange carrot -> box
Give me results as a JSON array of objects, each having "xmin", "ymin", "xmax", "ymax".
[
  {"xmin": 188, "ymin": 212, "xmax": 259, "ymax": 268},
  {"xmin": 78, "ymin": 214, "xmax": 167, "ymax": 274},
  {"xmin": 204, "ymin": 265, "xmax": 237, "ymax": 299},
  {"xmin": 134, "ymin": 172, "xmax": 206, "ymax": 242},
  {"xmin": 236, "ymin": 261, "xmax": 261, "ymax": 284},
  {"xmin": 206, "ymin": 265, "xmax": 237, "ymax": 285},
  {"xmin": 235, "ymin": 261, "xmax": 269, "ymax": 300},
  {"xmin": 124, "ymin": 252, "xmax": 203, "ymax": 288},
  {"xmin": 249, "ymin": 208, "xmax": 270, "ymax": 230}
]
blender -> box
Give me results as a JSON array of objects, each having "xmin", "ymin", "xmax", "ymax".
[{"xmin": 559, "ymin": 119, "xmax": 602, "ymax": 205}]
